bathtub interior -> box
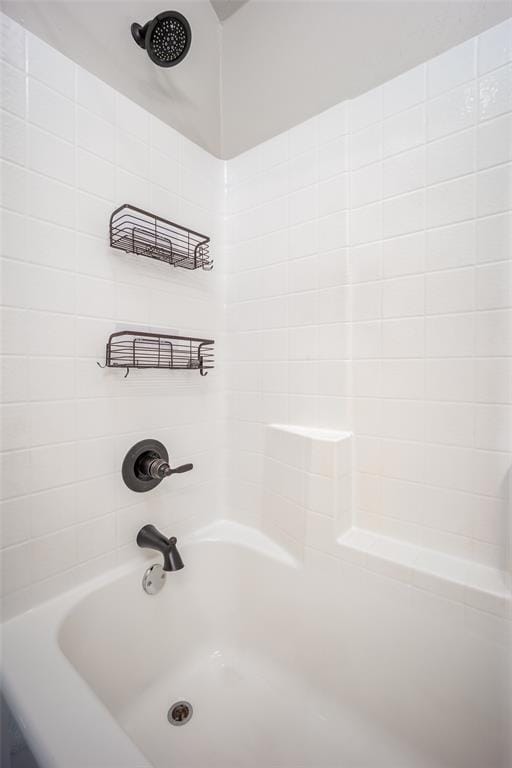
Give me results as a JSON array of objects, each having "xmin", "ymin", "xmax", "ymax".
[{"xmin": 58, "ymin": 537, "xmax": 510, "ymax": 768}]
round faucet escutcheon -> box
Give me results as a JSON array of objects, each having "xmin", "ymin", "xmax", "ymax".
[{"xmin": 122, "ymin": 439, "xmax": 193, "ymax": 493}]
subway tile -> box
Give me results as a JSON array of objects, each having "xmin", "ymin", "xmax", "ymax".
[
  {"xmin": 426, "ymin": 221, "xmax": 475, "ymax": 272},
  {"xmin": 1, "ymin": 109, "xmax": 26, "ymax": 165},
  {"xmin": 350, "ymin": 122, "xmax": 382, "ymax": 170},
  {"xmin": 27, "ymin": 78, "xmax": 74, "ymax": 141},
  {"xmin": 382, "ymin": 317, "xmax": 424, "ymax": 358},
  {"xmin": 477, "ymin": 113, "xmax": 512, "ymax": 170},
  {"xmin": 352, "ymin": 320, "xmax": 381, "ymax": 359},
  {"xmin": 317, "ymin": 101, "xmax": 348, "ymax": 143},
  {"xmin": 476, "ymin": 261, "xmax": 512, "ymax": 310},
  {"xmin": 381, "ymin": 439, "xmax": 424, "ymax": 483},
  {"xmin": 478, "ymin": 18, "xmax": 512, "ymax": 75},
  {"xmin": 424, "ymin": 402, "xmax": 474, "ymax": 447},
  {"xmin": 383, "ymin": 104, "xmax": 425, "ymax": 158},
  {"xmin": 425, "ymin": 268, "xmax": 475, "ymax": 315},
  {"xmin": 118, "ymin": 129, "xmax": 150, "ymax": 179},
  {"xmin": 28, "ymin": 171, "xmax": 75, "ymax": 227},
  {"xmin": 381, "ymin": 359, "xmax": 424, "ymax": 400},
  {"xmin": 28, "ymin": 125, "xmax": 74, "ymax": 185},
  {"xmin": 350, "ymin": 86, "xmax": 382, "ymax": 132},
  {"xmin": 427, "ymin": 83, "xmax": 476, "ymax": 141},
  {"xmin": 0, "ymin": 60, "xmax": 26, "ymax": 117},
  {"xmin": 382, "ymin": 274, "xmax": 424, "ymax": 318},
  {"xmin": 0, "ymin": 542, "xmax": 33, "ymax": 596},
  {"xmin": 475, "ymin": 405, "xmax": 512, "ymax": 452},
  {"xmin": 426, "ymin": 175, "xmax": 475, "ymax": 229},
  {"xmin": 25, "ymin": 217, "xmax": 75, "ymax": 272},
  {"xmin": 426, "ymin": 314, "xmax": 475, "ymax": 357},
  {"xmin": 426, "ymin": 130, "xmax": 474, "ymax": 186},
  {"xmin": 117, "ymin": 93, "xmax": 150, "ymax": 142},
  {"xmin": 77, "ymin": 514, "xmax": 116, "ymax": 562},
  {"xmin": 476, "ymin": 163, "xmax": 512, "ymax": 217},
  {"xmin": 0, "ymin": 497, "xmax": 31, "ymax": 549},
  {"xmin": 350, "ymin": 201, "xmax": 382, "ymax": 245},
  {"xmin": 352, "ymin": 282, "xmax": 381, "ymax": 321},
  {"xmin": 0, "ymin": 13, "xmax": 25, "ymax": 70},
  {"xmin": 76, "ymin": 107, "xmax": 115, "ymax": 159},
  {"xmin": 380, "ymin": 399, "xmax": 425, "ymax": 442},
  {"xmin": 76, "ymin": 66, "xmax": 116, "ymax": 123},
  {"xmin": 351, "ymin": 162, "xmax": 382, "ymax": 208},
  {"xmin": 383, "ymin": 146, "xmax": 425, "ymax": 198},
  {"xmin": 476, "ymin": 211, "xmax": 512, "ymax": 263},
  {"xmin": 318, "ymin": 135, "xmax": 347, "ymax": 180},
  {"xmin": 318, "ymin": 173, "xmax": 348, "ymax": 216},
  {"xmin": 427, "ymin": 39, "xmax": 476, "ymax": 98},
  {"xmin": 474, "ymin": 358, "xmax": 512, "ymax": 404},
  {"xmin": 76, "ymin": 148, "xmax": 115, "ymax": 200},
  {"xmin": 0, "ymin": 159, "xmax": 26, "ymax": 213},
  {"xmin": 382, "ymin": 231, "xmax": 425, "ymax": 277},
  {"xmin": 27, "ymin": 34, "xmax": 74, "ymax": 99},
  {"xmin": 479, "ymin": 65, "xmax": 512, "ymax": 122},
  {"xmin": 475, "ymin": 309, "xmax": 512, "ymax": 356},
  {"xmin": 383, "ymin": 189, "xmax": 425, "ymax": 238},
  {"xmin": 350, "ymin": 242, "xmax": 382, "ymax": 283},
  {"xmin": 426, "ymin": 359, "xmax": 475, "ymax": 402},
  {"xmin": 318, "ymin": 211, "xmax": 347, "ymax": 251},
  {"xmin": 29, "ymin": 358, "xmax": 75, "ymax": 401}
]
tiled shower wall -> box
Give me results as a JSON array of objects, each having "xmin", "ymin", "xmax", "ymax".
[
  {"xmin": 0, "ymin": 13, "xmax": 224, "ymax": 619},
  {"xmin": 225, "ymin": 18, "xmax": 512, "ymax": 571}
]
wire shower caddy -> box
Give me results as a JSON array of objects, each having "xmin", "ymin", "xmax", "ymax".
[
  {"xmin": 98, "ymin": 331, "xmax": 215, "ymax": 377},
  {"xmin": 109, "ymin": 204, "xmax": 212, "ymax": 271}
]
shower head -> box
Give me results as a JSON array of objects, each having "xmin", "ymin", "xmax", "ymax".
[{"xmin": 131, "ymin": 10, "xmax": 191, "ymax": 67}]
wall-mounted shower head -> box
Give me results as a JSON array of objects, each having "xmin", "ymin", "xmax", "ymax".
[{"xmin": 131, "ymin": 10, "xmax": 191, "ymax": 67}]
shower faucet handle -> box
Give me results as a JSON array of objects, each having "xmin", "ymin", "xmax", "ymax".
[{"xmin": 165, "ymin": 462, "xmax": 193, "ymax": 476}]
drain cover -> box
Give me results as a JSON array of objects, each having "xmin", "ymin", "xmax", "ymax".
[{"xmin": 168, "ymin": 701, "xmax": 193, "ymax": 726}]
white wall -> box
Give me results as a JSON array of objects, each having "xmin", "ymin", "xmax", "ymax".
[
  {"xmin": 225, "ymin": 18, "xmax": 512, "ymax": 573},
  {"xmin": 350, "ymin": 29, "xmax": 512, "ymax": 572},
  {"xmin": 0, "ymin": 13, "xmax": 224, "ymax": 620}
]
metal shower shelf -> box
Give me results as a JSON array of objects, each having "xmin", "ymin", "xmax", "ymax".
[
  {"xmin": 98, "ymin": 331, "xmax": 214, "ymax": 377},
  {"xmin": 110, "ymin": 204, "xmax": 212, "ymax": 271}
]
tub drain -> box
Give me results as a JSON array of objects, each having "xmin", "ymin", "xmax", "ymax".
[{"xmin": 167, "ymin": 701, "xmax": 193, "ymax": 726}]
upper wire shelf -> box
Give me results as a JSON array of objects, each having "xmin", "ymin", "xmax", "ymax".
[
  {"xmin": 98, "ymin": 331, "xmax": 215, "ymax": 377},
  {"xmin": 110, "ymin": 204, "xmax": 212, "ymax": 271}
]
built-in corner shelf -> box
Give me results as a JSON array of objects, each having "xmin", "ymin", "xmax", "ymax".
[
  {"xmin": 98, "ymin": 330, "xmax": 214, "ymax": 377},
  {"xmin": 337, "ymin": 528, "xmax": 511, "ymax": 618},
  {"xmin": 110, "ymin": 204, "xmax": 212, "ymax": 271}
]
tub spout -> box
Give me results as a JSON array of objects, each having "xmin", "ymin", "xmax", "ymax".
[{"xmin": 136, "ymin": 524, "xmax": 184, "ymax": 571}]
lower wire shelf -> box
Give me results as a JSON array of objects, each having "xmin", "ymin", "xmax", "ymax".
[{"xmin": 98, "ymin": 331, "xmax": 214, "ymax": 377}]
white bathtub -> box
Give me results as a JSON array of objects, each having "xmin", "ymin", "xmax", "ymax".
[{"xmin": 1, "ymin": 521, "xmax": 510, "ymax": 768}]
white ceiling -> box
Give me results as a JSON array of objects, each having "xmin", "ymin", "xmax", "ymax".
[
  {"xmin": 2, "ymin": 0, "xmax": 511, "ymax": 158},
  {"xmin": 210, "ymin": 0, "xmax": 249, "ymax": 22}
]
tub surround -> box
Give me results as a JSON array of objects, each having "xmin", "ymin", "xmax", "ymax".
[
  {"xmin": 1, "ymin": 14, "xmax": 511, "ymax": 632},
  {"xmin": 0, "ymin": 11, "xmax": 223, "ymax": 621},
  {"xmin": 224, "ymin": 18, "xmax": 512, "ymax": 620}
]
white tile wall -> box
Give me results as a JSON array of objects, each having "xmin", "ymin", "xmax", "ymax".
[
  {"xmin": 225, "ymin": 18, "xmax": 512, "ymax": 576},
  {"xmin": 0, "ymin": 15, "xmax": 224, "ymax": 619},
  {"xmin": 1, "ymin": 14, "xmax": 511, "ymax": 624},
  {"xmin": 348, "ymin": 27, "xmax": 512, "ymax": 572}
]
